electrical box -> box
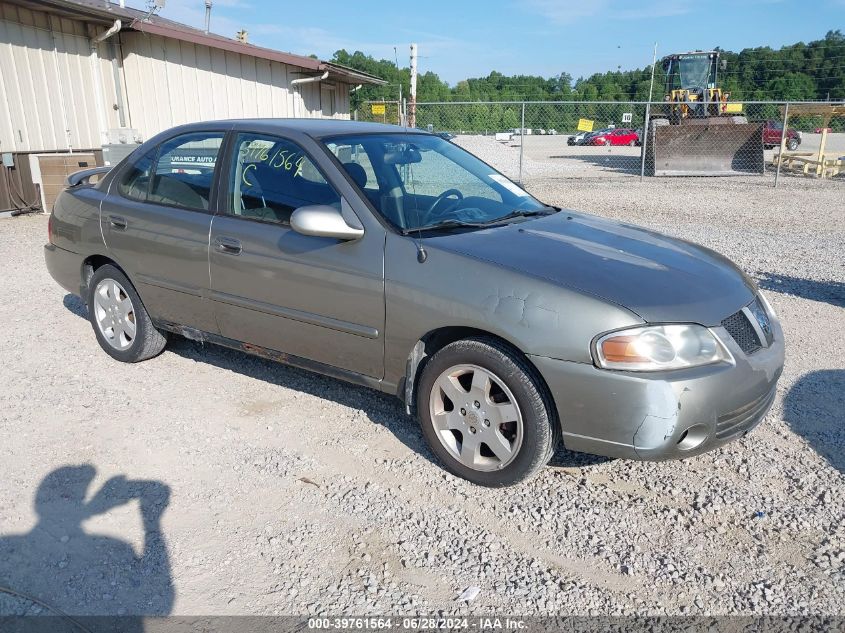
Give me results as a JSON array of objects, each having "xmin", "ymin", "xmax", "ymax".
[
  {"xmin": 102, "ymin": 144, "xmax": 140, "ymax": 167},
  {"xmin": 1, "ymin": 152, "xmax": 13, "ymax": 168}
]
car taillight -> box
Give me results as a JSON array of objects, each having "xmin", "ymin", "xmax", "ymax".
[{"xmin": 48, "ymin": 215, "xmax": 54, "ymax": 245}]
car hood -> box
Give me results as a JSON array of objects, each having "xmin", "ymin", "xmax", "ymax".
[{"xmin": 425, "ymin": 211, "xmax": 756, "ymax": 325}]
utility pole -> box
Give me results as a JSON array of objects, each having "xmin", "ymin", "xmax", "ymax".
[
  {"xmin": 409, "ymin": 43, "xmax": 418, "ymax": 129},
  {"xmin": 640, "ymin": 42, "xmax": 658, "ymax": 182}
]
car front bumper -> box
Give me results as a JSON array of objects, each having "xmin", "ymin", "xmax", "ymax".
[{"xmin": 529, "ymin": 320, "xmax": 785, "ymax": 461}]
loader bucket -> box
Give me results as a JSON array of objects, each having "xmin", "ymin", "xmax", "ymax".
[{"xmin": 646, "ymin": 121, "xmax": 764, "ymax": 176}]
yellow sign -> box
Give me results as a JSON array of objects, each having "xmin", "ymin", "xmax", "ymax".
[
  {"xmin": 371, "ymin": 103, "xmax": 386, "ymax": 115},
  {"xmin": 577, "ymin": 118, "xmax": 594, "ymax": 132}
]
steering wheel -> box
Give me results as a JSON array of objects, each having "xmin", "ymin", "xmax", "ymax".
[{"xmin": 425, "ymin": 188, "xmax": 464, "ymax": 221}]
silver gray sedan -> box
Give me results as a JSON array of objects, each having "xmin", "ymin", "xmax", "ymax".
[{"xmin": 45, "ymin": 120, "xmax": 784, "ymax": 486}]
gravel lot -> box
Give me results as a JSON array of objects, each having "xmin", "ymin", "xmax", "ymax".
[
  {"xmin": 0, "ymin": 169, "xmax": 843, "ymax": 617},
  {"xmin": 453, "ymin": 132, "xmax": 845, "ymax": 181}
]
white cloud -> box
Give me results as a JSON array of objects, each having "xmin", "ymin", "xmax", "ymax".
[
  {"xmin": 127, "ymin": 0, "xmax": 465, "ymax": 63},
  {"xmin": 522, "ymin": 0, "xmax": 693, "ymax": 24},
  {"xmin": 247, "ymin": 24, "xmax": 466, "ymax": 62}
]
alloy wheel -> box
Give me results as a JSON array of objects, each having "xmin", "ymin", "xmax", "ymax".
[
  {"xmin": 93, "ymin": 279, "xmax": 137, "ymax": 351},
  {"xmin": 428, "ymin": 364, "xmax": 523, "ymax": 471}
]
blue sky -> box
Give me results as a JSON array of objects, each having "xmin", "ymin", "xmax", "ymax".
[{"xmin": 138, "ymin": 0, "xmax": 844, "ymax": 85}]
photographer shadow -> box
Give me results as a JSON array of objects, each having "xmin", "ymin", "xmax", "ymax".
[{"xmin": 0, "ymin": 465, "xmax": 172, "ymax": 631}]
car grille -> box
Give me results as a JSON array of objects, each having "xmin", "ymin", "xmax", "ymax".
[
  {"xmin": 716, "ymin": 387, "xmax": 777, "ymax": 440},
  {"xmin": 721, "ymin": 309, "xmax": 762, "ymax": 355}
]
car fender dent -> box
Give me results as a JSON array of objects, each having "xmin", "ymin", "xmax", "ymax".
[
  {"xmin": 482, "ymin": 287, "xmax": 560, "ymax": 331},
  {"xmin": 632, "ymin": 380, "xmax": 681, "ymax": 456}
]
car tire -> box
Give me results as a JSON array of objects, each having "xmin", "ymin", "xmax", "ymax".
[
  {"xmin": 628, "ymin": 140, "xmax": 636, "ymax": 147},
  {"xmin": 786, "ymin": 138, "xmax": 799, "ymax": 151},
  {"xmin": 603, "ymin": 139, "xmax": 611, "ymax": 146},
  {"xmin": 87, "ymin": 264, "xmax": 167, "ymax": 363},
  {"xmin": 416, "ymin": 337, "xmax": 559, "ymax": 487}
]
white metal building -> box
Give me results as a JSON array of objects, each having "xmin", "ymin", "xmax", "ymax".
[{"xmin": 0, "ymin": 0, "xmax": 383, "ymax": 211}]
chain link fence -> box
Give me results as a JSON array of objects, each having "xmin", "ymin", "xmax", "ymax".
[
  {"xmin": 356, "ymin": 100, "xmax": 844, "ymax": 187},
  {"xmin": 354, "ymin": 100, "xmax": 403, "ymax": 126}
]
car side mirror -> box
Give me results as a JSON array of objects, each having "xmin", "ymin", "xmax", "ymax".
[{"xmin": 290, "ymin": 204, "xmax": 364, "ymax": 241}]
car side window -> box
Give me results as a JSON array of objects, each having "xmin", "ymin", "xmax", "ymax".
[
  {"xmin": 228, "ymin": 133, "xmax": 340, "ymax": 226},
  {"xmin": 148, "ymin": 133, "xmax": 224, "ymax": 211},
  {"xmin": 117, "ymin": 148, "xmax": 156, "ymax": 201}
]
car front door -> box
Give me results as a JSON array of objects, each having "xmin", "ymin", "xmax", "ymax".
[
  {"xmin": 101, "ymin": 130, "xmax": 228, "ymax": 333},
  {"xmin": 208, "ymin": 131, "xmax": 386, "ymax": 379},
  {"xmin": 764, "ymin": 122, "xmax": 781, "ymax": 146}
]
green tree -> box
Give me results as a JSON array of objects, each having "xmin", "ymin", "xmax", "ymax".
[{"xmin": 332, "ymin": 32, "xmax": 844, "ymax": 122}]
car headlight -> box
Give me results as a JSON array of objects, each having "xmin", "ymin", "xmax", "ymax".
[{"xmin": 593, "ymin": 324, "xmax": 733, "ymax": 371}]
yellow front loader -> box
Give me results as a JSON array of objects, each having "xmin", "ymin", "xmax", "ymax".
[{"xmin": 645, "ymin": 51, "xmax": 764, "ymax": 176}]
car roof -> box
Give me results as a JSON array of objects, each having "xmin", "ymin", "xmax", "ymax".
[{"xmin": 169, "ymin": 118, "xmax": 422, "ymax": 139}]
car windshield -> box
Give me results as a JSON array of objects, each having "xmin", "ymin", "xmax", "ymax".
[{"xmin": 323, "ymin": 133, "xmax": 551, "ymax": 233}]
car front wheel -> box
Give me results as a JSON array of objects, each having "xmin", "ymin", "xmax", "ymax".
[
  {"xmin": 87, "ymin": 264, "xmax": 167, "ymax": 363},
  {"xmin": 786, "ymin": 138, "xmax": 799, "ymax": 151},
  {"xmin": 416, "ymin": 337, "xmax": 559, "ymax": 486}
]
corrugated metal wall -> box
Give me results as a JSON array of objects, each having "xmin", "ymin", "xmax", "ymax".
[
  {"xmin": 120, "ymin": 33, "xmax": 351, "ymax": 142},
  {"xmin": 0, "ymin": 2, "xmax": 352, "ymax": 156},
  {"xmin": 0, "ymin": 3, "xmax": 104, "ymax": 152}
]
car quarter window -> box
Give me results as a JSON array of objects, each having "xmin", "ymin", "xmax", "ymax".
[{"xmin": 228, "ymin": 133, "xmax": 340, "ymax": 226}]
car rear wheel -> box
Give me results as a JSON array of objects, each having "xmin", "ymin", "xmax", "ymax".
[
  {"xmin": 786, "ymin": 138, "xmax": 799, "ymax": 151},
  {"xmin": 416, "ymin": 337, "xmax": 559, "ymax": 487},
  {"xmin": 628, "ymin": 139, "xmax": 636, "ymax": 147},
  {"xmin": 87, "ymin": 264, "xmax": 167, "ymax": 363}
]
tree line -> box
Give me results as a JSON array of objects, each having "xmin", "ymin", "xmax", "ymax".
[{"xmin": 333, "ymin": 30, "xmax": 845, "ymax": 108}]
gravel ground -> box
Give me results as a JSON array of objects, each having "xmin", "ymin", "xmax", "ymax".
[
  {"xmin": 454, "ymin": 132, "xmax": 845, "ymax": 181},
  {"xmin": 0, "ymin": 172, "xmax": 843, "ymax": 617}
]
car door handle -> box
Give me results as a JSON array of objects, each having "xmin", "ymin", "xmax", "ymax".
[
  {"xmin": 215, "ymin": 236, "xmax": 242, "ymax": 255},
  {"xmin": 108, "ymin": 215, "xmax": 127, "ymax": 230}
]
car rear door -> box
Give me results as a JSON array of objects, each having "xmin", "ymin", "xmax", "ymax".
[
  {"xmin": 101, "ymin": 130, "xmax": 228, "ymax": 333},
  {"xmin": 208, "ymin": 130, "xmax": 386, "ymax": 379}
]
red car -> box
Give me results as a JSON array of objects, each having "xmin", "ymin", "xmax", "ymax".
[
  {"xmin": 762, "ymin": 120, "xmax": 801, "ymax": 151},
  {"xmin": 587, "ymin": 128, "xmax": 640, "ymax": 146}
]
